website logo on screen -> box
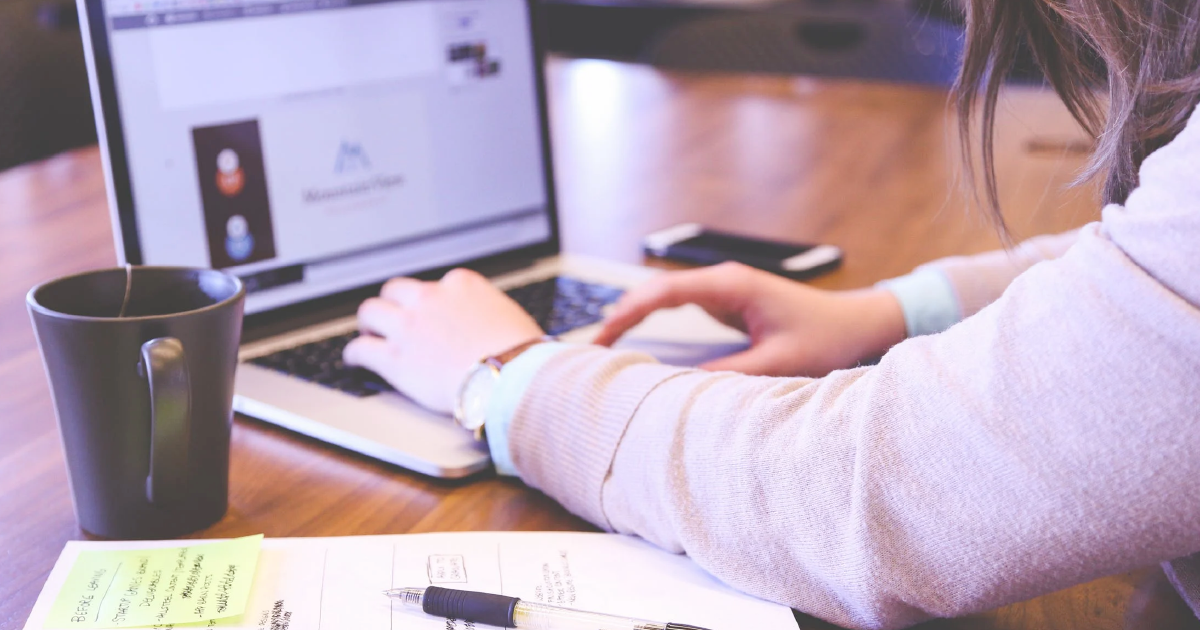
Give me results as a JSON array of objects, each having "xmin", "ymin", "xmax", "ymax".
[
  {"xmin": 333, "ymin": 141, "xmax": 371, "ymax": 174},
  {"xmin": 215, "ymin": 148, "xmax": 245, "ymax": 197},
  {"xmin": 301, "ymin": 140, "xmax": 404, "ymax": 204}
]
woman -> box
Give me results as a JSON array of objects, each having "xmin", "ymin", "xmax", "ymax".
[{"xmin": 343, "ymin": 0, "xmax": 1200, "ymax": 627}]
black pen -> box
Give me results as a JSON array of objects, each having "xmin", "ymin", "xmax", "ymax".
[{"xmin": 385, "ymin": 585, "xmax": 712, "ymax": 630}]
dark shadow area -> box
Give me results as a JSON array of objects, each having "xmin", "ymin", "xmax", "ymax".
[
  {"xmin": 540, "ymin": 0, "xmax": 1057, "ymax": 85},
  {"xmin": 0, "ymin": 0, "xmax": 96, "ymax": 171},
  {"xmin": 0, "ymin": 0, "xmax": 1084, "ymax": 173}
]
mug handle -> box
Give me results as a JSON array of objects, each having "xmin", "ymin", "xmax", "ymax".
[{"xmin": 139, "ymin": 337, "xmax": 191, "ymax": 506}]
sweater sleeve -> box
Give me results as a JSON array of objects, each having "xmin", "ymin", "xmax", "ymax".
[
  {"xmin": 877, "ymin": 268, "xmax": 962, "ymax": 337},
  {"xmin": 876, "ymin": 230, "xmax": 1079, "ymax": 338},
  {"xmin": 920, "ymin": 229, "xmax": 1079, "ymax": 318},
  {"xmin": 506, "ymin": 109, "xmax": 1200, "ymax": 629}
]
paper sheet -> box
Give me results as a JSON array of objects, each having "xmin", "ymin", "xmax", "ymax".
[
  {"xmin": 25, "ymin": 532, "xmax": 797, "ymax": 630},
  {"xmin": 43, "ymin": 535, "xmax": 263, "ymax": 629}
]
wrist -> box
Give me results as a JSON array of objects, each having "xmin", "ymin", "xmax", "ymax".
[
  {"xmin": 454, "ymin": 335, "xmax": 555, "ymax": 438},
  {"xmin": 481, "ymin": 341, "xmax": 577, "ymax": 476},
  {"xmin": 844, "ymin": 288, "xmax": 908, "ymax": 361},
  {"xmin": 876, "ymin": 267, "xmax": 963, "ymax": 338}
]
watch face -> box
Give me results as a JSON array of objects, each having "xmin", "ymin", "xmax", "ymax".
[{"xmin": 456, "ymin": 363, "xmax": 498, "ymax": 432}]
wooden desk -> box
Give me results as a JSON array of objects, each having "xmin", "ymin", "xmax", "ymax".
[{"xmin": 1, "ymin": 57, "xmax": 1196, "ymax": 630}]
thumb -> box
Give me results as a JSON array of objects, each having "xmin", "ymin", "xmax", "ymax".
[
  {"xmin": 593, "ymin": 266, "xmax": 750, "ymax": 347},
  {"xmin": 699, "ymin": 345, "xmax": 784, "ymax": 376}
]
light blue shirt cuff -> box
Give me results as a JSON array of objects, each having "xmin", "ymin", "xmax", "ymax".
[
  {"xmin": 877, "ymin": 267, "xmax": 963, "ymax": 338},
  {"xmin": 483, "ymin": 341, "xmax": 575, "ymax": 477}
]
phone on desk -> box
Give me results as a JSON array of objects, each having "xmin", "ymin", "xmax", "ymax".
[{"xmin": 643, "ymin": 223, "xmax": 843, "ymax": 279}]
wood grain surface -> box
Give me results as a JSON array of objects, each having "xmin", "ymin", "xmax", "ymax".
[{"xmin": 1, "ymin": 56, "xmax": 1196, "ymax": 630}]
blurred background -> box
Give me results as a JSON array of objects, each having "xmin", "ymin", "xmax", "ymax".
[
  {"xmin": 0, "ymin": 0, "xmax": 1058, "ymax": 174},
  {"xmin": 0, "ymin": 0, "xmax": 96, "ymax": 170}
]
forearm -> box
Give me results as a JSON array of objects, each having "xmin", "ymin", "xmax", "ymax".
[
  {"xmin": 880, "ymin": 230, "xmax": 1081, "ymax": 338},
  {"xmin": 925, "ymin": 229, "xmax": 1082, "ymax": 317},
  {"xmin": 508, "ymin": 226, "xmax": 1200, "ymax": 629}
]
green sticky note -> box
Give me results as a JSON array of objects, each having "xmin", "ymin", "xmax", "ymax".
[{"xmin": 45, "ymin": 535, "xmax": 263, "ymax": 629}]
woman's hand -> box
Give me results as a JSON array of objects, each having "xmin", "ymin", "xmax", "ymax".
[
  {"xmin": 343, "ymin": 268, "xmax": 543, "ymax": 414},
  {"xmin": 593, "ymin": 262, "xmax": 907, "ymax": 377}
]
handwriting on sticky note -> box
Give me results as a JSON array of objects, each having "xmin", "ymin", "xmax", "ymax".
[{"xmin": 45, "ymin": 535, "xmax": 263, "ymax": 628}]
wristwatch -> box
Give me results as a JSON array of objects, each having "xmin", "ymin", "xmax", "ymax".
[{"xmin": 453, "ymin": 336, "xmax": 553, "ymax": 441}]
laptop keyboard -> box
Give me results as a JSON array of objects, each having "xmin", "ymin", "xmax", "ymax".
[
  {"xmin": 504, "ymin": 276, "xmax": 624, "ymax": 337},
  {"xmin": 249, "ymin": 331, "xmax": 391, "ymax": 398},
  {"xmin": 249, "ymin": 276, "xmax": 624, "ymax": 398}
]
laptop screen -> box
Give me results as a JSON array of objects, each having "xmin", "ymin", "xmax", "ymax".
[{"xmin": 98, "ymin": 0, "xmax": 554, "ymax": 314}]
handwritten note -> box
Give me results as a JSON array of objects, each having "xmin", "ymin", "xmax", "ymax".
[{"xmin": 44, "ymin": 535, "xmax": 262, "ymax": 628}]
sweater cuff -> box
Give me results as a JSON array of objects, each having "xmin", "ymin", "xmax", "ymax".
[
  {"xmin": 484, "ymin": 342, "xmax": 575, "ymax": 476},
  {"xmin": 507, "ymin": 346, "xmax": 684, "ymax": 529},
  {"xmin": 877, "ymin": 267, "xmax": 963, "ymax": 338}
]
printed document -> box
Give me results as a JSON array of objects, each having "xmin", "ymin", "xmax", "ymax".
[{"xmin": 25, "ymin": 532, "xmax": 798, "ymax": 630}]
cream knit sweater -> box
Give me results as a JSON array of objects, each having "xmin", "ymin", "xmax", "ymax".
[{"xmin": 504, "ymin": 104, "xmax": 1200, "ymax": 629}]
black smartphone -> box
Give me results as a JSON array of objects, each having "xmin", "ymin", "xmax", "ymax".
[{"xmin": 643, "ymin": 223, "xmax": 843, "ymax": 279}]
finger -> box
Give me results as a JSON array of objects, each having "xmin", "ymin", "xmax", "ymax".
[
  {"xmin": 700, "ymin": 346, "xmax": 784, "ymax": 376},
  {"xmin": 592, "ymin": 269, "xmax": 748, "ymax": 346},
  {"xmin": 379, "ymin": 277, "xmax": 428, "ymax": 307},
  {"xmin": 440, "ymin": 267, "xmax": 485, "ymax": 287},
  {"xmin": 343, "ymin": 334, "xmax": 393, "ymax": 374},
  {"xmin": 593, "ymin": 278, "xmax": 697, "ymax": 347},
  {"xmin": 356, "ymin": 297, "xmax": 409, "ymax": 339}
]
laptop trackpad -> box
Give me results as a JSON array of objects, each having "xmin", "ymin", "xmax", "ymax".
[{"xmin": 611, "ymin": 304, "xmax": 749, "ymax": 367}]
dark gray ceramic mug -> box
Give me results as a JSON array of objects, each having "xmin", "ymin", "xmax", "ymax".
[{"xmin": 27, "ymin": 266, "xmax": 245, "ymax": 539}]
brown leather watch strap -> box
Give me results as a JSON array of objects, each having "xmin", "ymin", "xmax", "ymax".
[{"xmin": 487, "ymin": 335, "xmax": 557, "ymax": 368}]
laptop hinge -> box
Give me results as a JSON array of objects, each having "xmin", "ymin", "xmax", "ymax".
[{"xmin": 465, "ymin": 252, "xmax": 544, "ymax": 279}]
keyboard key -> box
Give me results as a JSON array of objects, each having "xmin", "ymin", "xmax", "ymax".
[
  {"xmin": 250, "ymin": 331, "xmax": 394, "ymax": 398},
  {"xmin": 504, "ymin": 276, "xmax": 623, "ymax": 336}
]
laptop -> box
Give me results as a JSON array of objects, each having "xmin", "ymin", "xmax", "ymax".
[{"xmin": 77, "ymin": 0, "xmax": 749, "ymax": 477}]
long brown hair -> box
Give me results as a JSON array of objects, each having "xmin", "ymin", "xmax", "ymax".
[{"xmin": 956, "ymin": 0, "xmax": 1200, "ymax": 233}]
